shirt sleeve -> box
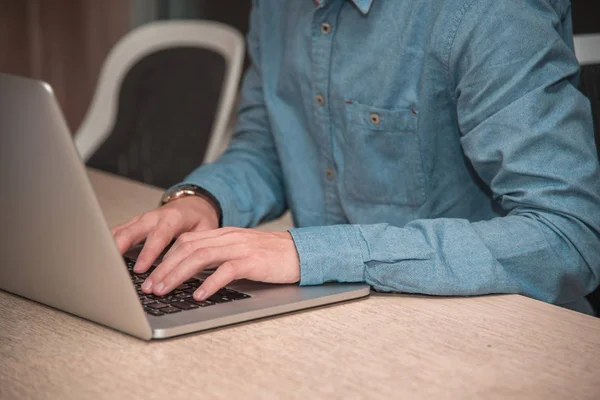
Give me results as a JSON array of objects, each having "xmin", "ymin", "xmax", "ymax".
[
  {"xmin": 178, "ymin": 0, "xmax": 287, "ymax": 228},
  {"xmin": 291, "ymin": 0, "xmax": 600, "ymax": 309}
]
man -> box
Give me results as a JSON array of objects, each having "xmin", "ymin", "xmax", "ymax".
[{"xmin": 112, "ymin": 0, "xmax": 600, "ymax": 314}]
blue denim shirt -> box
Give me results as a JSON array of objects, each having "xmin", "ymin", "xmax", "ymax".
[{"xmin": 181, "ymin": 0, "xmax": 600, "ymax": 313}]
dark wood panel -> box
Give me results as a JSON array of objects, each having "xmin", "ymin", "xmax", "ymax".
[
  {"xmin": 0, "ymin": 1, "xmax": 32, "ymax": 76},
  {"xmin": 36, "ymin": 0, "xmax": 88, "ymax": 132},
  {"xmin": 0, "ymin": 0, "xmax": 130, "ymax": 132}
]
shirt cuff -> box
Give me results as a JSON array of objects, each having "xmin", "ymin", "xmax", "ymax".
[{"xmin": 289, "ymin": 224, "xmax": 368, "ymax": 286}]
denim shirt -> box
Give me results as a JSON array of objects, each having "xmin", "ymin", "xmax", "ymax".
[{"xmin": 181, "ymin": 0, "xmax": 600, "ymax": 313}]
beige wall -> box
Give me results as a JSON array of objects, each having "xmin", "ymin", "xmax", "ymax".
[{"xmin": 0, "ymin": 0, "xmax": 130, "ymax": 132}]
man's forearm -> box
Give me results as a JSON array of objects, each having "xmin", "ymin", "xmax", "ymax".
[{"xmin": 290, "ymin": 212, "xmax": 600, "ymax": 310}]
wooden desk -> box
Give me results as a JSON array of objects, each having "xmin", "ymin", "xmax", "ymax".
[{"xmin": 1, "ymin": 169, "xmax": 599, "ymax": 399}]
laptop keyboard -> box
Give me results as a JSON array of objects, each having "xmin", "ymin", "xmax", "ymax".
[{"xmin": 125, "ymin": 257, "xmax": 251, "ymax": 317}]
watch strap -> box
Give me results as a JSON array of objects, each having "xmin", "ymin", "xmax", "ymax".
[{"xmin": 160, "ymin": 184, "xmax": 223, "ymax": 227}]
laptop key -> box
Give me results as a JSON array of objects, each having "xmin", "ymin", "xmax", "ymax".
[
  {"xmin": 161, "ymin": 306, "xmax": 182, "ymax": 314},
  {"xmin": 208, "ymin": 293, "xmax": 232, "ymax": 303},
  {"xmin": 197, "ymin": 300, "xmax": 215, "ymax": 307},
  {"xmin": 147, "ymin": 302, "xmax": 168, "ymax": 309},
  {"xmin": 207, "ymin": 296, "xmax": 222, "ymax": 304},
  {"xmin": 145, "ymin": 308, "xmax": 164, "ymax": 316},
  {"xmin": 171, "ymin": 300, "xmax": 199, "ymax": 310}
]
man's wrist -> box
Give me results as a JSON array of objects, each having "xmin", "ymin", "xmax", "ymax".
[{"xmin": 160, "ymin": 184, "xmax": 223, "ymax": 227}]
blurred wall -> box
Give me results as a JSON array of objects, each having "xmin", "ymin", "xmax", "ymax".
[{"xmin": 0, "ymin": 0, "xmax": 130, "ymax": 132}]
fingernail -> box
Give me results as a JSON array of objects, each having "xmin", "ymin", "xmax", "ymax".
[
  {"xmin": 141, "ymin": 280, "xmax": 152, "ymax": 291},
  {"xmin": 194, "ymin": 289, "xmax": 206, "ymax": 301},
  {"xmin": 133, "ymin": 261, "xmax": 143, "ymax": 273},
  {"xmin": 155, "ymin": 282, "xmax": 165, "ymax": 294}
]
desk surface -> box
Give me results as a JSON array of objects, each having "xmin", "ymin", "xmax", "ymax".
[{"xmin": 1, "ymin": 169, "xmax": 600, "ymax": 400}]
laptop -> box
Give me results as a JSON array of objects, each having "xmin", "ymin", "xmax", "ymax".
[{"xmin": 0, "ymin": 73, "xmax": 370, "ymax": 340}]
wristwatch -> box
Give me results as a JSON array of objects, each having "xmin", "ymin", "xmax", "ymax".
[{"xmin": 160, "ymin": 184, "xmax": 223, "ymax": 227}]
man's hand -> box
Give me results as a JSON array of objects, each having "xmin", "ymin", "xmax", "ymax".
[
  {"xmin": 140, "ymin": 228, "xmax": 301, "ymax": 301},
  {"xmin": 111, "ymin": 196, "xmax": 220, "ymax": 273},
  {"xmin": 112, "ymin": 196, "xmax": 301, "ymax": 301}
]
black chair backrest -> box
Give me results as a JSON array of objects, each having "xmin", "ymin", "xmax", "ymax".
[
  {"xmin": 579, "ymin": 63, "xmax": 600, "ymax": 316},
  {"xmin": 87, "ymin": 47, "xmax": 226, "ymax": 189}
]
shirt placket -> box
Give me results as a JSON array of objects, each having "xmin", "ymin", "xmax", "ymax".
[{"xmin": 310, "ymin": 0, "xmax": 346, "ymax": 224}]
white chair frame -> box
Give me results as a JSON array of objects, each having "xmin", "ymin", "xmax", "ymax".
[
  {"xmin": 574, "ymin": 33, "xmax": 600, "ymax": 65},
  {"xmin": 75, "ymin": 20, "xmax": 245, "ymax": 164}
]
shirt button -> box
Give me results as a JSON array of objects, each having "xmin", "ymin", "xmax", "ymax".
[
  {"xmin": 370, "ymin": 113, "xmax": 381, "ymax": 125},
  {"xmin": 315, "ymin": 93, "xmax": 326, "ymax": 106},
  {"xmin": 325, "ymin": 168, "xmax": 335, "ymax": 180},
  {"xmin": 321, "ymin": 23, "xmax": 332, "ymax": 34}
]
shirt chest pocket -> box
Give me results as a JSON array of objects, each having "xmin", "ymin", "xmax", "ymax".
[{"xmin": 342, "ymin": 101, "xmax": 426, "ymax": 207}]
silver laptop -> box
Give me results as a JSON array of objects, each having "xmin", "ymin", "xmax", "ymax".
[{"xmin": 0, "ymin": 73, "xmax": 370, "ymax": 340}]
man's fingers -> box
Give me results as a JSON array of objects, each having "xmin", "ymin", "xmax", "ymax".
[
  {"xmin": 152, "ymin": 247, "xmax": 226, "ymax": 296},
  {"xmin": 110, "ymin": 215, "xmax": 141, "ymax": 236},
  {"xmin": 141, "ymin": 241, "xmax": 200, "ymax": 293},
  {"xmin": 194, "ymin": 261, "xmax": 243, "ymax": 301},
  {"xmin": 160, "ymin": 233, "xmax": 197, "ymax": 261},
  {"xmin": 141, "ymin": 228, "xmax": 256, "ymax": 296},
  {"xmin": 133, "ymin": 224, "xmax": 177, "ymax": 273},
  {"xmin": 162, "ymin": 227, "xmax": 240, "ymax": 260},
  {"xmin": 113, "ymin": 212, "xmax": 167, "ymax": 254},
  {"xmin": 113, "ymin": 224, "xmax": 151, "ymax": 254}
]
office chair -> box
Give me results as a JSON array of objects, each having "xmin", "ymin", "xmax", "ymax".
[
  {"xmin": 75, "ymin": 21, "xmax": 245, "ymax": 189},
  {"xmin": 574, "ymin": 33, "xmax": 600, "ymax": 316}
]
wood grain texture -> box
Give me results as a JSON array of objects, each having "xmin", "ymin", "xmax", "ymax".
[{"xmin": 1, "ymin": 170, "xmax": 599, "ymax": 400}]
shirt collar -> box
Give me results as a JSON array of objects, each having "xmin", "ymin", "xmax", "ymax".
[
  {"xmin": 313, "ymin": 0, "xmax": 374, "ymax": 15},
  {"xmin": 351, "ymin": 0, "xmax": 374, "ymax": 14}
]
